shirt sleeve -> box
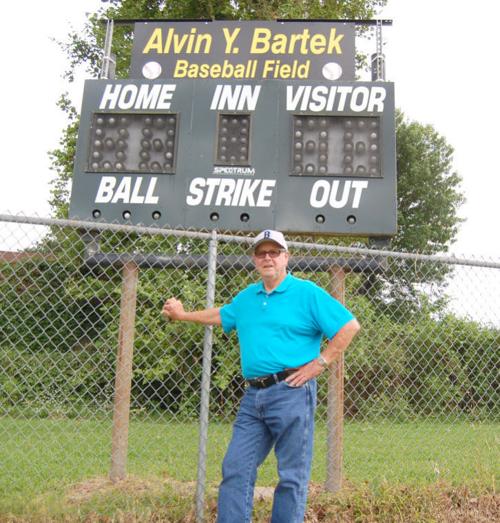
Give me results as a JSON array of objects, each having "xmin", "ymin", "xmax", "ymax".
[
  {"xmin": 308, "ymin": 283, "xmax": 355, "ymax": 340},
  {"xmin": 220, "ymin": 300, "xmax": 237, "ymax": 334}
]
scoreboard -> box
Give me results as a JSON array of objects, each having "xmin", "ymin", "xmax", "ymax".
[{"xmin": 69, "ymin": 78, "xmax": 395, "ymax": 235}]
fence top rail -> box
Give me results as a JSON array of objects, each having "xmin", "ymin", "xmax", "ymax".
[
  {"xmin": 82, "ymin": 252, "xmax": 385, "ymax": 273},
  {"xmin": 1, "ymin": 213, "xmax": 499, "ymax": 270}
]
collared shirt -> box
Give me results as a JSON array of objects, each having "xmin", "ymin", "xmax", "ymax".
[{"xmin": 220, "ymin": 273, "xmax": 355, "ymax": 379}]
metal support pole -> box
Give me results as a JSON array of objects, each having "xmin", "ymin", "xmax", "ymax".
[
  {"xmin": 101, "ymin": 19, "xmax": 116, "ymax": 79},
  {"xmin": 196, "ymin": 230, "xmax": 218, "ymax": 522},
  {"xmin": 325, "ymin": 267, "xmax": 346, "ymax": 492},
  {"xmin": 110, "ymin": 261, "xmax": 138, "ymax": 482},
  {"xmin": 371, "ymin": 19, "xmax": 386, "ymax": 81}
]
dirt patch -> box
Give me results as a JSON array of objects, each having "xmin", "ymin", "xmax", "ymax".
[
  {"xmin": 66, "ymin": 475, "xmax": 165, "ymax": 504},
  {"xmin": 67, "ymin": 476, "xmax": 272, "ymax": 504},
  {"xmin": 254, "ymin": 486, "xmax": 275, "ymax": 501},
  {"xmin": 441, "ymin": 490, "xmax": 500, "ymax": 523},
  {"xmin": 163, "ymin": 476, "xmax": 198, "ymax": 498}
]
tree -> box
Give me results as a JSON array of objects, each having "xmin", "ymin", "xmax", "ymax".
[
  {"xmin": 393, "ymin": 111, "xmax": 464, "ymax": 255},
  {"xmin": 356, "ymin": 111, "xmax": 465, "ymax": 318}
]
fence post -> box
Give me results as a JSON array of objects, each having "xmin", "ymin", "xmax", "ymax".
[
  {"xmin": 196, "ymin": 230, "xmax": 218, "ymax": 523},
  {"xmin": 110, "ymin": 261, "xmax": 139, "ymax": 482},
  {"xmin": 325, "ymin": 267, "xmax": 345, "ymax": 492}
]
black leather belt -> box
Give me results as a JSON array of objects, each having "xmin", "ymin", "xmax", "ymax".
[{"xmin": 247, "ymin": 368, "xmax": 297, "ymax": 389}]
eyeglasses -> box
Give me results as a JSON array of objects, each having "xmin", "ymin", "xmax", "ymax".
[{"xmin": 254, "ymin": 249, "xmax": 285, "ymax": 259}]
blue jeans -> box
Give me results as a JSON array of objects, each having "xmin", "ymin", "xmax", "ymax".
[{"xmin": 217, "ymin": 378, "xmax": 317, "ymax": 523}]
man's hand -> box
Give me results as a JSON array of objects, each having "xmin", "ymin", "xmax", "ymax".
[
  {"xmin": 161, "ymin": 299, "xmax": 222, "ymax": 325},
  {"xmin": 285, "ymin": 359, "xmax": 325, "ymax": 387},
  {"xmin": 162, "ymin": 297, "xmax": 185, "ymax": 321},
  {"xmin": 285, "ymin": 319, "xmax": 360, "ymax": 387}
]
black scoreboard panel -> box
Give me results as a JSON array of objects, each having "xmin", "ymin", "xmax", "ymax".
[{"xmin": 69, "ymin": 79, "xmax": 396, "ymax": 236}]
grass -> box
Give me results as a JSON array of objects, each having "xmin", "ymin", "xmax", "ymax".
[{"xmin": 0, "ymin": 416, "xmax": 498, "ymax": 518}]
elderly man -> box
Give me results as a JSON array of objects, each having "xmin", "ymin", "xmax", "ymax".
[{"xmin": 162, "ymin": 229, "xmax": 360, "ymax": 523}]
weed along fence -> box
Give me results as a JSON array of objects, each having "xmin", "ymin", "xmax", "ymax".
[{"xmin": 0, "ymin": 214, "xmax": 499, "ymax": 517}]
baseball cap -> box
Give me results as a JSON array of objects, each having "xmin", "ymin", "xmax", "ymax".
[{"xmin": 253, "ymin": 230, "xmax": 288, "ymax": 251}]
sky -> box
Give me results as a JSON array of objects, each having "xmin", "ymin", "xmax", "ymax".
[
  {"xmin": 378, "ymin": 0, "xmax": 500, "ymax": 258},
  {"xmin": 1, "ymin": 0, "xmax": 499, "ymax": 259}
]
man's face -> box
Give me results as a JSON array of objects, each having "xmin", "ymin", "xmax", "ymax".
[{"xmin": 253, "ymin": 240, "xmax": 289, "ymax": 280}]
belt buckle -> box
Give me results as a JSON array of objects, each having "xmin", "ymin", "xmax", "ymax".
[{"xmin": 256, "ymin": 376, "xmax": 267, "ymax": 387}]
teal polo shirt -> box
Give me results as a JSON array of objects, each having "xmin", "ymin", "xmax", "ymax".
[{"xmin": 220, "ymin": 273, "xmax": 355, "ymax": 379}]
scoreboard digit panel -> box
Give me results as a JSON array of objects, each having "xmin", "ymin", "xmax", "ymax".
[
  {"xmin": 88, "ymin": 113, "xmax": 179, "ymax": 174},
  {"xmin": 69, "ymin": 79, "xmax": 396, "ymax": 236},
  {"xmin": 215, "ymin": 114, "xmax": 251, "ymax": 166},
  {"xmin": 291, "ymin": 115, "xmax": 382, "ymax": 178}
]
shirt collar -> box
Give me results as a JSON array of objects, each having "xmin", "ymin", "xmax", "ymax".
[{"xmin": 256, "ymin": 273, "xmax": 293, "ymax": 295}]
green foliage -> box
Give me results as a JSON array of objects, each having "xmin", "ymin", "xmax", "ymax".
[
  {"xmin": 0, "ymin": 256, "xmax": 117, "ymax": 417},
  {"xmin": 48, "ymin": 95, "xmax": 79, "ymax": 219},
  {"xmin": 356, "ymin": 112, "xmax": 466, "ymax": 316},
  {"xmin": 0, "ymin": 347, "xmax": 116, "ymax": 418},
  {"xmin": 1, "ymin": 251, "xmax": 497, "ymax": 421},
  {"xmin": 394, "ymin": 110, "xmax": 464, "ymax": 254},
  {"xmin": 344, "ymin": 297, "xmax": 499, "ymax": 420}
]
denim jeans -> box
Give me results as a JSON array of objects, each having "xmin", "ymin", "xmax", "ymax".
[{"xmin": 217, "ymin": 378, "xmax": 317, "ymax": 523}]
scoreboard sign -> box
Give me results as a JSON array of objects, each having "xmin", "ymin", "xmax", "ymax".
[
  {"xmin": 131, "ymin": 20, "xmax": 355, "ymax": 82},
  {"xmin": 69, "ymin": 78, "xmax": 396, "ymax": 235}
]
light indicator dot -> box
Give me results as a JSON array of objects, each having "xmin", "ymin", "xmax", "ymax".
[
  {"xmin": 355, "ymin": 142, "xmax": 366, "ymax": 154},
  {"xmin": 305, "ymin": 140, "xmax": 316, "ymax": 153}
]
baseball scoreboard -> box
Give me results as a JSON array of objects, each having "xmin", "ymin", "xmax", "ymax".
[{"xmin": 69, "ymin": 21, "xmax": 396, "ymax": 236}]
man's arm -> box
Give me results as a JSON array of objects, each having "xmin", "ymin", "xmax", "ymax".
[
  {"xmin": 320, "ymin": 318, "xmax": 360, "ymax": 365},
  {"xmin": 162, "ymin": 297, "xmax": 222, "ymax": 326},
  {"xmin": 286, "ymin": 319, "xmax": 360, "ymax": 387}
]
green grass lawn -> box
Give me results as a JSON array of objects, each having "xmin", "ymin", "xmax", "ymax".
[{"xmin": 1, "ymin": 416, "xmax": 498, "ymax": 515}]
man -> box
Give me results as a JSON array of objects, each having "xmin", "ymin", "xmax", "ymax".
[{"xmin": 162, "ymin": 229, "xmax": 360, "ymax": 523}]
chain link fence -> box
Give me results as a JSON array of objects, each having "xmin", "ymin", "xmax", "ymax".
[{"xmin": 0, "ymin": 214, "xmax": 499, "ymax": 515}]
